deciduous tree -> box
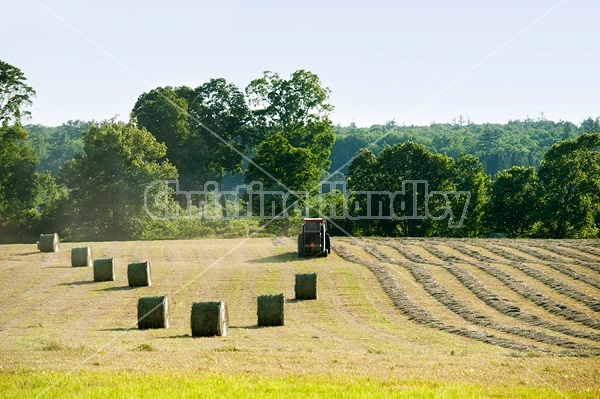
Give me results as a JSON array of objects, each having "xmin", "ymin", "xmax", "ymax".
[
  {"xmin": 0, "ymin": 60, "xmax": 35, "ymax": 125},
  {"xmin": 487, "ymin": 166, "xmax": 539, "ymax": 237},
  {"xmin": 60, "ymin": 122, "xmax": 178, "ymax": 240},
  {"xmin": 537, "ymin": 133, "xmax": 600, "ymax": 238}
]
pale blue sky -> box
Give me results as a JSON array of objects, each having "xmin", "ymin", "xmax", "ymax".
[{"xmin": 2, "ymin": 0, "xmax": 599, "ymax": 127}]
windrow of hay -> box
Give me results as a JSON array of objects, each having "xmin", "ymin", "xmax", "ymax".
[
  {"xmin": 191, "ymin": 301, "xmax": 228, "ymax": 337},
  {"xmin": 71, "ymin": 246, "xmax": 92, "ymax": 267},
  {"xmin": 257, "ymin": 293, "xmax": 284, "ymax": 327},
  {"xmin": 137, "ymin": 296, "xmax": 169, "ymax": 329},
  {"xmin": 128, "ymin": 261, "xmax": 152, "ymax": 287},
  {"xmin": 38, "ymin": 233, "xmax": 59, "ymax": 252},
  {"xmin": 93, "ymin": 258, "xmax": 115, "ymax": 282},
  {"xmin": 295, "ymin": 273, "xmax": 318, "ymax": 300}
]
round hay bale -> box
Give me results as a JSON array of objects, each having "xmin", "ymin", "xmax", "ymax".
[
  {"xmin": 295, "ymin": 273, "xmax": 318, "ymax": 300},
  {"xmin": 257, "ymin": 293, "xmax": 284, "ymax": 327},
  {"xmin": 38, "ymin": 233, "xmax": 59, "ymax": 252},
  {"xmin": 93, "ymin": 258, "xmax": 115, "ymax": 281},
  {"xmin": 137, "ymin": 295, "xmax": 169, "ymax": 329},
  {"xmin": 71, "ymin": 246, "xmax": 92, "ymax": 267},
  {"xmin": 191, "ymin": 301, "xmax": 228, "ymax": 337},
  {"xmin": 128, "ymin": 261, "xmax": 152, "ymax": 287}
]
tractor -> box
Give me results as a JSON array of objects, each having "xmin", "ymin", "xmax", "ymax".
[{"xmin": 297, "ymin": 218, "xmax": 331, "ymax": 257}]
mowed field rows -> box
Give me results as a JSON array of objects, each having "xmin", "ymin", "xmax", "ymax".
[{"xmin": 0, "ymin": 237, "xmax": 599, "ymax": 396}]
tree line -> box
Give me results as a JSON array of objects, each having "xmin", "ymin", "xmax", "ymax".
[
  {"xmin": 329, "ymin": 117, "xmax": 598, "ymax": 178},
  {"xmin": 1, "ymin": 59, "xmax": 599, "ymax": 242}
]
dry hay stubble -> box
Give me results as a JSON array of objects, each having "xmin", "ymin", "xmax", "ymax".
[{"xmin": 333, "ymin": 241, "xmax": 578, "ymax": 354}]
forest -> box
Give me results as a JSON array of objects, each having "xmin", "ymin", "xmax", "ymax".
[{"xmin": 2, "ymin": 59, "xmax": 600, "ymax": 242}]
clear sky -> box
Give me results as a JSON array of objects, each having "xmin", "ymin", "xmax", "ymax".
[{"xmin": 2, "ymin": 0, "xmax": 599, "ymax": 128}]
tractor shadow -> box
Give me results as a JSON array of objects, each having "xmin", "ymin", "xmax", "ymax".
[{"xmin": 246, "ymin": 252, "xmax": 300, "ymax": 264}]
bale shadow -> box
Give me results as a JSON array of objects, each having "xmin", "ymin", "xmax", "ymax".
[
  {"xmin": 247, "ymin": 252, "xmax": 299, "ymax": 264},
  {"xmin": 57, "ymin": 280, "xmax": 97, "ymax": 287},
  {"xmin": 97, "ymin": 327, "xmax": 134, "ymax": 332},
  {"xmin": 96, "ymin": 286, "xmax": 131, "ymax": 292},
  {"xmin": 162, "ymin": 334, "xmax": 190, "ymax": 339},
  {"xmin": 16, "ymin": 251, "xmax": 39, "ymax": 256},
  {"xmin": 285, "ymin": 298, "xmax": 301, "ymax": 304},
  {"xmin": 43, "ymin": 265, "xmax": 71, "ymax": 269}
]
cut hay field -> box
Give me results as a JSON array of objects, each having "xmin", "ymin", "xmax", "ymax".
[{"xmin": 1, "ymin": 237, "xmax": 599, "ymax": 398}]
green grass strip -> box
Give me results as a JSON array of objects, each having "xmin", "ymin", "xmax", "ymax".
[{"xmin": 0, "ymin": 370, "xmax": 597, "ymax": 399}]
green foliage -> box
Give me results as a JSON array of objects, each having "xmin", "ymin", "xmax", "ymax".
[
  {"xmin": 26, "ymin": 120, "xmax": 90, "ymax": 175},
  {"xmin": 132, "ymin": 81, "xmax": 253, "ymax": 191},
  {"xmin": 244, "ymin": 70, "xmax": 335, "ymax": 226},
  {"xmin": 537, "ymin": 133, "xmax": 600, "ymax": 238},
  {"xmin": 59, "ymin": 121, "xmax": 178, "ymax": 240},
  {"xmin": 238, "ymin": 71, "xmax": 336, "ymax": 236},
  {"xmin": 348, "ymin": 142, "xmax": 456, "ymax": 236},
  {"xmin": 580, "ymin": 117, "xmax": 600, "ymax": 133},
  {"xmin": 180, "ymin": 79, "xmax": 255, "ymax": 180},
  {"xmin": 488, "ymin": 166, "xmax": 539, "ymax": 237},
  {"xmin": 246, "ymin": 69, "xmax": 333, "ymax": 136},
  {"xmin": 0, "ymin": 124, "xmax": 39, "ymax": 238},
  {"xmin": 0, "ymin": 60, "xmax": 36, "ymax": 125},
  {"xmin": 449, "ymin": 153, "xmax": 489, "ymax": 238},
  {"xmin": 31, "ymin": 171, "xmax": 68, "ymax": 234},
  {"xmin": 245, "ymin": 133, "xmax": 325, "ymax": 193},
  {"xmin": 330, "ymin": 118, "xmax": 580, "ymax": 177}
]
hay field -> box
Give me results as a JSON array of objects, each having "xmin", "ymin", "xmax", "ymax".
[{"xmin": 0, "ymin": 237, "xmax": 599, "ymax": 397}]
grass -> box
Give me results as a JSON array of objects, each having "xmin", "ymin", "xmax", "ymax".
[{"xmin": 1, "ymin": 370, "xmax": 597, "ymax": 399}]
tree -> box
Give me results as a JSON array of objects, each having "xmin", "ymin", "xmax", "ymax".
[
  {"xmin": 487, "ymin": 166, "xmax": 539, "ymax": 237},
  {"xmin": 244, "ymin": 70, "xmax": 335, "ymax": 196},
  {"xmin": 347, "ymin": 142, "xmax": 457, "ymax": 237},
  {"xmin": 345, "ymin": 148, "xmax": 381, "ymax": 236},
  {"xmin": 245, "ymin": 132, "xmax": 324, "ymax": 193},
  {"xmin": 537, "ymin": 133, "xmax": 600, "ymax": 238},
  {"xmin": 179, "ymin": 79, "xmax": 255, "ymax": 215},
  {"xmin": 131, "ymin": 87, "xmax": 190, "ymax": 178},
  {"xmin": 580, "ymin": 117, "xmax": 600, "ymax": 133},
  {"xmin": 245, "ymin": 70, "xmax": 333, "ymax": 137},
  {"xmin": 132, "ymin": 81, "xmax": 254, "ymax": 200},
  {"xmin": 0, "ymin": 60, "xmax": 36, "ymax": 126},
  {"xmin": 0, "ymin": 125, "xmax": 39, "ymax": 237},
  {"xmin": 26, "ymin": 120, "xmax": 90, "ymax": 175},
  {"xmin": 59, "ymin": 122, "xmax": 178, "ymax": 240},
  {"xmin": 31, "ymin": 171, "xmax": 68, "ymax": 235},
  {"xmin": 450, "ymin": 153, "xmax": 489, "ymax": 237}
]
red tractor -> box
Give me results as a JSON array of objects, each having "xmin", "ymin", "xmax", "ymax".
[{"xmin": 298, "ymin": 218, "xmax": 331, "ymax": 257}]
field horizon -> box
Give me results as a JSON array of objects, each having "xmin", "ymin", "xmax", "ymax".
[{"xmin": 1, "ymin": 237, "xmax": 599, "ymax": 398}]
